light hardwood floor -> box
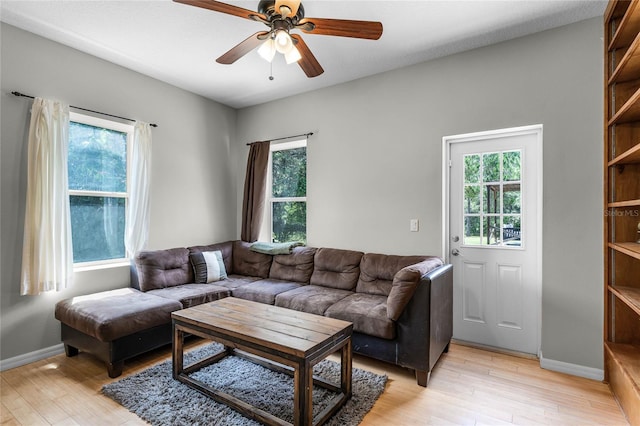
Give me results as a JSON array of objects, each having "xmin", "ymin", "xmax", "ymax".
[{"xmin": 1, "ymin": 341, "xmax": 629, "ymax": 425}]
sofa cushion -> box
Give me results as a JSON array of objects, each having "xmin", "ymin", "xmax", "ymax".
[
  {"xmin": 54, "ymin": 288, "xmax": 181, "ymax": 342},
  {"xmin": 275, "ymin": 285, "xmax": 353, "ymax": 316},
  {"xmin": 190, "ymin": 250, "xmax": 228, "ymax": 283},
  {"xmin": 325, "ymin": 293, "xmax": 395, "ymax": 340},
  {"xmin": 310, "ymin": 248, "xmax": 363, "ymax": 290},
  {"xmin": 387, "ymin": 257, "xmax": 444, "ymax": 321},
  {"xmin": 269, "ymin": 246, "xmax": 317, "ymax": 283},
  {"xmin": 232, "ymin": 241, "xmax": 273, "ymax": 278},
  {"xmin": 356, "ymin": 253, "xmax": 430, "ymax": 296},
  {"xmin": 232, "ymin": 278, "xmax": 302, "ymax": 305},
  {"xmin": 188, "ymin": 241, "xmax": 233, "ymax": 274},
  {"xmin": 215, "ymin": 274, "xmax": 263, "ymax": 291},
  {"xmin": 135, "ymin": 248, "xmax": 192, "ymax": 292},
  {"xmin": 147, "ymin": 283, "xmax": 230, "ymax": 308}
]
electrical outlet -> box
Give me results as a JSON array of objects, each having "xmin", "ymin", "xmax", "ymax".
[{"xmin": 410, "ymin": 219, "xmax": 419, "ymax": 232}]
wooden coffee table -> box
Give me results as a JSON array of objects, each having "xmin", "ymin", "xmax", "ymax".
[{"xmin": 171, "ymin": 297, "xmax": 353, "ymax": 426}]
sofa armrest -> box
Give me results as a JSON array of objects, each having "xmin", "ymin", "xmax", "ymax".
[
  {"xmin": 424, "ymin": 264, "xmax": 453, "ymax": 371},
  {"xmin": 393, "ymin": 263, "xmax": 453, "ymax": 376},
  {"xmin": 387, "ymin": 257, "xmax": 444, "ymax": 320}
]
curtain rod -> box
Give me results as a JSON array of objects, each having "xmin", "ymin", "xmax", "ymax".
[
  {"xmin": 11, "ymin": 91, "xmax": 158, "ymax": 128},
  {"xmin": 246, "ymin": 132, "xmax": 313, "ymax": 146}
]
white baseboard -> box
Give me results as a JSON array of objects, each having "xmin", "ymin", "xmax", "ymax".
[
  {"xmin": 539, "ymin": 352, "xmax": 604, "ymax": 381},
  {"xmin": 0, "ymin": 344, "xmax": 65, "ymax": 372}
]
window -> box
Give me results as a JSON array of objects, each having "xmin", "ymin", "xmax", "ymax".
[
  {"xmin": 68, "ymin": 112, "xmax": 133, "ymax": 264},
  {"xmin": 268, "ymin": 140, "xmax": 307, "ymax": 243},
  {"xmin": 463, "ymin": 150, "xmax": 522, "ymax": 247}
]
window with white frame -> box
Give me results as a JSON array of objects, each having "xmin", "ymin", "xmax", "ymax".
[
  {"xmin": 268, "ymin": 139, "xmax": 307, "ymax": 244},
  {"xmin": 68, "ymin": 112, "xmax": 133, "ymax": 264}
]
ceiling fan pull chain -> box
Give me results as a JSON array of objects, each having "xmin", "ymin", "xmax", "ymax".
[{"xmin": 269, "ymin": 60, "xmax": 274, "ymax": 81}]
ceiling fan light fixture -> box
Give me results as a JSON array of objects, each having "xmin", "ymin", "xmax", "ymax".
[
  {"xmin": 274, "ymin": 29, "xmax": 293, "ymax": 54},
  {"xmin": 284, "ymin": 45, "xmax": 302, "ymax": 64},
  {"xmin": 257, "ymin": 38, "xmax": 276, "ymax": 62},
  {"xmin": 275, "ymin": 0, "xmax": 301, "ymax": 18}
]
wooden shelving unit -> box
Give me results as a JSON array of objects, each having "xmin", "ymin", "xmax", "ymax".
[{"xmin": 604, "ymin": 1, "xmax": 640, "ymax": 425}]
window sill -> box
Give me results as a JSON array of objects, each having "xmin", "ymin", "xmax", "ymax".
[{"xmin": 74, "ymin": 260, "xmax": 130, "ymax": 273}]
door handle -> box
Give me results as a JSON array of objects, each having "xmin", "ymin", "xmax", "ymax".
[{"xmin": 452, "ymin": 249, "xmax": 460, "ymax": 256}]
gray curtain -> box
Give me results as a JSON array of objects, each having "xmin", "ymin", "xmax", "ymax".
[{"xmin": 241, "ymin": 141, "xmax": 270, "ymax": 242}]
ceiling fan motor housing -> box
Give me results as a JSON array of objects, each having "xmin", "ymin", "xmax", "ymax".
[{"xmin": 258, "ymin": 0, "xmax": 305, "ymax": 23}]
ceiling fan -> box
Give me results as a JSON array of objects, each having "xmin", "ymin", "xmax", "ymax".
[{"xmin": 173, "ymin": 0, "xmax": 383, "ymax": 78}]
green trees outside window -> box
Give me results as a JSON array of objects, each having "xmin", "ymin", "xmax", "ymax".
[
  {"xmin": 68, "ymin": 118, "xmax": 129, "ymax": 263},
  {"xmin": 463, "ymin": 150, "xmax": 522, "ymax": 246},
  {"xmin": 271, "ymin": 145, "xmax": 306, "ymax": 244}
]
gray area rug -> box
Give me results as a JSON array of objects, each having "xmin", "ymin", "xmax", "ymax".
[{"xmin": 102, "ymin": 343, "xmax": 387, "ymax": 425}]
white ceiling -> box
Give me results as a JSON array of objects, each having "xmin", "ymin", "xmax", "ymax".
[{"xmin": 1, "ymin": 0, "xmax": 606, "ymax": 109}]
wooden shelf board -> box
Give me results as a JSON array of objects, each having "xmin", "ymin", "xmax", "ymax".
[
  {"xmin": 609, "ymin": 142, "xmax": 640, "ymax": 165},
  {"xmin": 608, "ymin": 199, "xmax": 640, "ymax": 207},
  {"xmin": 609, "ymin": 31, "xmax": 640, "ymax": 83},
  {"xmin": 609, "ymin": 242, "xmax": 640, "ymax": 260},
  {"xmin": 609, "ymin": 285, "xmax": 640, "ymax": 316},
  {"xmin": 610, "ymin": 0, "xmax": 640, "ymax": 49},
  {"xmin": 609, "ymin": 87, "xmax": 640, "ymax": 125},
  {"xmin": 605, "ymin": 342, "xmax": 640, "ymax": 426},
  {"xmin": 605, "ymin": 342, "xmax": 640, "ymax": 391},
  {"xmin": 605, "ymin": 0, "xmax": 628, "ymax": 23}
]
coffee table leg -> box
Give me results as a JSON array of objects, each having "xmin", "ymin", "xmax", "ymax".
[
  {"xmin": 341, "ymin": 338, "xmax": 352, "ymax": 399},
  {"xmin": 294, "ymin": 361, "xmax": 313, "ymax": 426},
  {"xmin": 172, "ymin": 322, "xmax": 184, "ymax": 380}
]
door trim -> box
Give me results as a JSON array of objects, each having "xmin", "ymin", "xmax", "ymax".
[{"xmin": 442, "ymin": 124, "xmax": 543, "ymax": 356}]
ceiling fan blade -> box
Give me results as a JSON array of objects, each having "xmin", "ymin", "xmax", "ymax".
[
  {"xmin": 290, "ymin": 34, "xmax": 324, "ymax": 78},
  {"xmin": 275, "ymin": 0, "xmax": 300, "ymax": 18},
  {"xmin": 217, "ymin": 31, "xmax": 270, "ymax": 64},
  {"xmin": 173, "ymin": 0, "xmax": 267, "ymax": 22},
  {"xmin": 297, "ymin": 18, "xmax": 383, "ymax": 40}
]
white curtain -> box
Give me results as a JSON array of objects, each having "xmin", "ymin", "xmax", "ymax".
[
  {"xmin": 20, "ymin": 98, "xmax": 74, "ymax": 295},
  {"xmin": 125, "ymin": 121, "xmax": 152, "ymax": 258}
]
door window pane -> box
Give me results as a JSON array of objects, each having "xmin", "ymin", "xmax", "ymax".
[
  {"xmin": 70, "ymin": 196, "xmax": 125, "ymax": 262},
  {"xmin": 503, "ymin": 184, "xmax": 521, "ymax": 214},
  {"xmin": 464, "ymin": 216, "xmax": 481, "ymax": 245},
  {"xmin": 482, "ymin": 153, "xmax": 500, "ymax": 182},
  {"xmin": 485, "ymin": 216, "xmax": 501, "ymax": 245},
  {"xmin": 68, "ymin": 122, "xmax": 127, "ymax": 192},
  {"xmin": 464, "ymin": 154, "xmax": 480, "ymax": 183},
  {"xmin": 464, "ymin": 185, "xmax": 481, "ymax": 214},
  {"xmin": 503, "ymin": 151, "xmax": 521, "ymax": 181},
  {"xmin": 503, "ymin": 216, "xmax": 522, "ymax": 246},
  {"xmin": 485, "ymin": 185, "xmax": 501, "ymax": 214}
]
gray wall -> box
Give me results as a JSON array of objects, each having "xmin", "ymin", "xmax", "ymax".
[
  {"xmin": 0, "ymin": 23, "xmax": 237, "ymax": 360},
  {"xmin": 236, "ymin": 18, "xmax": 604, "ymax": 369},
  {"xmin": 1, "ymin": 17, "xmax": 604, "ymax": 371}
]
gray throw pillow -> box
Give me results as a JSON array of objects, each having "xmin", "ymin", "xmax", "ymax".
[{"xmin": 190, "ymin": 250, "xmax": 227, "ymax": 283}]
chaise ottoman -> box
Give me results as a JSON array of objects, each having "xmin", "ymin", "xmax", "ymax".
[{"xmin": 55, "ymin": 288, "xmax": 183, "ymax": 377}]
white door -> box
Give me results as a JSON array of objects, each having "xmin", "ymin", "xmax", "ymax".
[{"xmin": 444, "ymin": 125, "xmax": 542, "ymax": 355}]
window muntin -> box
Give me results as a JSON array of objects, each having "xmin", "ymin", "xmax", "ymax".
[
  {"xmin": 269, "ymin": 140, "xmax": 307, "ymax": 244},
  {"xmin": 68, "ymin": 112, "xmax": 132, "ymax": 265},
  {"xmin": 463, "ymin": 150, "xmax": 522, "ymax": 247}
]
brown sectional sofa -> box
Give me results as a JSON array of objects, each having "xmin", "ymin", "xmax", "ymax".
[{"xmin": 55, "ymin": 240, "xmax": 453, "ymax": 386}]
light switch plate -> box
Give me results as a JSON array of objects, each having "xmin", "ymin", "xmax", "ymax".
[{"xmin": 410, "ymin": 219, "xmax": 419, "ymax": 232}]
